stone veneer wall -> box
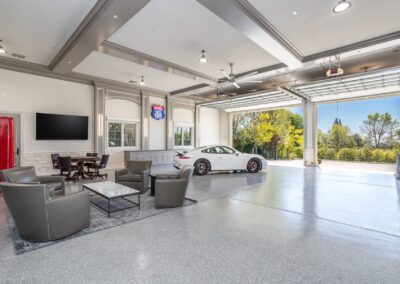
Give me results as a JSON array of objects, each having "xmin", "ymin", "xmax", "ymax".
[
  {"xmin": 23, "ymin": 152, "xmax": 89, "ymax": 175},
  {"xmin": 23, "ymin": 151, "xmax": 125, "ymax": 176},
  {"xmin": 124, "ymin": 150, "xmax": 177, "ymax": 167},
  {"xmin": 107, "ymin": 151, "xmax": 125, "ymax": 170}
]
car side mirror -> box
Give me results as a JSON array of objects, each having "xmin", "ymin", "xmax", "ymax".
[{"xmin": 235, "ymin": 153, "xmax": 239, "ymax": 156}]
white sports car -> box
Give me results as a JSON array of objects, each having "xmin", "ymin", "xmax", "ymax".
[{"xmin": 173, "ymin": 145, "xmax": 267, "ymax": 175}]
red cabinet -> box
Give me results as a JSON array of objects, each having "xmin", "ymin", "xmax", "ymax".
[{"xmin": 0, "ymin": 117, "xmax": 15, "ymax": 170}]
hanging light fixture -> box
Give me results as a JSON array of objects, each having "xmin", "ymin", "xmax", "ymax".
[
  {"xmin": 199, "ymin": 50, "xmax": 208, "ymax": 63},
  {"xmin": 333, "ymin": 0, "xmax": 351, "ymax": 13},
  {"xmin": 139, "ymin": 76, "xmax": 145, "ymax": 86},
  {"xmin": 0, "ymin": 40, "xmax": 6, "ymax": 54}
]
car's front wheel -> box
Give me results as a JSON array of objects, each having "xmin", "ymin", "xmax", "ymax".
[
  {"xmin": 194, "ymin": 159, "xmax": 210, "ymax": 176},
  {"xmin": 247, "ymin": 158, "xmax": 261, "ymax": 173}
]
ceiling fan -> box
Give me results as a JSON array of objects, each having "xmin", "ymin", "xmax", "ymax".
[
  {"xmin": 220, "ymin": 63, "xmax": 262, "ymax": 89},
  {"xmin": 215, "ymin": 86, "xmax": 235, "ymax": 98}
]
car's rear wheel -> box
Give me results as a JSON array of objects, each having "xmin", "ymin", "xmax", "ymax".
[
  {"xmin": 247, "ymin": 158, "xmax": 260, "ymax": 173},
  {"xmin": 194, "ymin": 159, "xmax": 210, "ymax": 176}
]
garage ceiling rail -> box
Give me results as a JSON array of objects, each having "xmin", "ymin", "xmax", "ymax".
[{"xmin": 199, "ymin": 66, "xmax": 400, "ymax": 111}]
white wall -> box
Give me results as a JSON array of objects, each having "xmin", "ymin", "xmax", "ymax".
[
  {"xmin": 199, "ymin": 107, "xmax": 220, "ymax": 146},
  {"xmin": 219, "ymin": 111, "xmax": 229, "ymax": 145},
  {"xmin": 106, "ymin": 98, "xmax": 141, "ymax": 120},
  {"xmin": 148, "ymin": 96, "xmax": 166, "ymax": 150},
  {"xmin": 173, "ymin": 108, "xmax": 194, "ymax": 124},
  {"xmin": 0, "ymin": 69, "xmax": 94, "ymax": 154}
]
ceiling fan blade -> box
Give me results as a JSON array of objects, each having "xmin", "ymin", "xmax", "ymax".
[
  {"xmin": 221, "ymin": 70, "xmax": 230, "ymax": 80},
  {"xmin": 233, "ymin": 82, "xmax": 240, "ymax": 89},
  {"xmin": 242, "ymin": 80, "xmax": 263, "ymax": 83},
  {"xmin": 237, "ymin": 71, "xmax": 258, "ymax": 80}
]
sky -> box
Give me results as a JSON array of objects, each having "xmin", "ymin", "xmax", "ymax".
[{"xmin": 291, "ymin": 96, "xmax": 400, "ymax": 133}]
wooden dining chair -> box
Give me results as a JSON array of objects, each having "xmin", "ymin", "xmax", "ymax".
[
  {"xmin": 89, "ymin": 154, "xmax": 109, "ymax": 180},
  {"xmin": 58, "ymin": 156, "xmax": 78, "ymax": 182},
  {"xmin": 84, "ymin": 153, "xmax": 98, "ymax": 173}
]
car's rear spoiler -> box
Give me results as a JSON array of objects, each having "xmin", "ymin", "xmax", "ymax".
[{"xmin": 176, "ymin": 151, "xmax": 188, "ymax": 157}]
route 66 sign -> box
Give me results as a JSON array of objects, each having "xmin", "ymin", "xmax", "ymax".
[{"xmin": 151, "ymin": 104, "xmax": 165, "ymax": 120}]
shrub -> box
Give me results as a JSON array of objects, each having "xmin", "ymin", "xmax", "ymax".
[
  {"xmin": 337, "ymin": 148, "xmax": 356, "ymax": 161},
  {"xmin": 384, "ymin": 150, "xmax": 398, "ymax": 163},
  {"xmin": 371, "ymin": 149, "xmax": 385, "ymax": 162},
  {"xmin": 325, "ymin": 148, "xmax": 337, "ymax": 160},
  {"xmin": 359, "ymin": 148, "xmax": 372, "ymax": 161}
]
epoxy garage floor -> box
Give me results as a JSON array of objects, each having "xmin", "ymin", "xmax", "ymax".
[{"xmin": 0, "ymin": 165, "xmax": 399, "ymax": 283}]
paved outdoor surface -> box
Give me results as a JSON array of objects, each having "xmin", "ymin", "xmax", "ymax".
[{"xmin": 268, "ymin": 159, "xmax": 397, "ymax": 173}]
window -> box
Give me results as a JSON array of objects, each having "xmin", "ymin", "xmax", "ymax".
[
  {"xmin": 108, "ymin": 123, "xmax": 122, "ymax": 147},
  {"xmin": 174, "ymin": 125, "xmax": 193, "ymax": 147},
  {"xmin": 124, "ymin": 123, "xmax": 136, "ymax": 147},
  {"xmin": 108, "ymin": 120, "xmax": 139, "ymax": 149},
  {"xmin": 202, "ymin": 146, "xmax": 235, "ymax": 154}
]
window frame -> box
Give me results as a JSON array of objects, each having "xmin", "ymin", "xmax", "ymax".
[
  {"xmin": 106, "ymin": 117, "xmax": 140, "ymax": 151},
  {"xmin": 173, "ymin": 123, "xmax": 194, "ymax": 150}
]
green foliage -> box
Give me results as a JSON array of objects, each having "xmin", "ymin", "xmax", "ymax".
[
  {"xmin": 337, "ymin": 148, "xmax": 356, "ymax": 161},
  {"xmin": 232, "ymin": 109, "xmax": 304, "ymax": 159}
]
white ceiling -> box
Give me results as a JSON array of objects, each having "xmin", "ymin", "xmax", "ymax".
[
  {"xmin": 73, "ymin": 51, "xmax": 199, "ymax": 92},
  {"xmin": 108, "ymin": 0, "xmax": 280, "ymax": 79},
  {"xmin": 0, "ymin": 0, "xmax": 97, "ymax": 65},
  {"xmin": 249, "ymin": 0, "xmax": 400, "ymax": 56}
]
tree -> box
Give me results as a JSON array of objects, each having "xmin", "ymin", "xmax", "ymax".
[
  {"xmin": 328, "ymin": 123, "xmax": 355, "ymax": 150},
  {"xmin": 360, "ymin": 112, "xmax": 396, "ymax": 148},
  {"xmin": 352, "ymin": 133, "xmax": 364, "ymax": 148}
]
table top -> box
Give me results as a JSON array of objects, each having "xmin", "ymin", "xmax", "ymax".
[
  {"xmin": 70, "ymin": 156, "xmax": 100, "ymax": 162},
  {"xmin": 83, "ymin": 181, "xmax": 140, "ymax": 199}
]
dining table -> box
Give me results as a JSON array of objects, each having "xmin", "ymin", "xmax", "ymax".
[{"xmin": 71, "ymin": 156, "xmax": 100, "ymax": 180}]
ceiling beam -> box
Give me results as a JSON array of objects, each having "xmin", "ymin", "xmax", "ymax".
[
  {"xmin": 49, "ymin": 0, "xmax": 151, "ymax": 74},
  {"xmin": 99, "ymin": 41, "xmax": 217, "ymax": 85},
  {"xmin": 196, "ymin": 0, "xmax": 303, "ymax": 68},
  {"xmin": 0, "ymin": 56, "xmax": 167, "ymax": 96}
]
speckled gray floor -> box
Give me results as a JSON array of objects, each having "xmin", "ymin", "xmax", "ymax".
[{"xmin": 0, "ymin": 165, "xmax": 399, "ymax": 283}]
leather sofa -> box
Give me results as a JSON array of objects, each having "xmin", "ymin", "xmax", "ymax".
[
  {"xmin": 115, "ymin": 160, "xmax": 152, "ymax": 193},
  {"xmin": 0, "ymin": 166, "xmax": 65, "ymax": 197},
  {"xmin": 0, "ymin": 182, "xmax": 90, "ymax": 242},
  {"xmin": 155, "ymin": 166, "xmax": 193, "ymax": 209}
]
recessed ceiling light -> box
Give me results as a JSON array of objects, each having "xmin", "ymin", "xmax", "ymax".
[
  {"xmin": 292, "ymin": 11, "xmax": 298, "ymax": 16},
  {"xmin": 67, "ymin": 61, "xmax": 72, "ymax": 64},
  {"xmin": 113, "ymin": 14, "xmax": 118, "ymax": 19},
  {"xmin": 199, "ymin": 50, "xmax": 208, "ymax": 63},
  {"xmin": 333, "ymin": 0, "xmax": 351, "ymax": 13},
  {"xmin": 139, "ymin": 76, "xmax": 145, "ymax": 86}
]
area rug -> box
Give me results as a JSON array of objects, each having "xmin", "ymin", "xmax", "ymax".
[{"xmin": 6, "ymin": 194, "xmax": 196, "ymax": 255}]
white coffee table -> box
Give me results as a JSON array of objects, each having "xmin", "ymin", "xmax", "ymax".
[{"xmin": 83, "ymin": 181, "xmax": 140, "ymax": 217}]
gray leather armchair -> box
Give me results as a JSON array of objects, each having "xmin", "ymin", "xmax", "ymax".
[
  {"xmin": 0, "ymin": 183, "xmax": 90, "ymax": 242},
  {"xmin": 115, "ymin": 160, "xmax": 152, "ymax": 193},
  {"xmin": 0, "ymin": 166, "xmax": 65, "ymax": 197},
  {"xmin": 155, "ymin": 166, "xmax": 193, "ymax": 209}
]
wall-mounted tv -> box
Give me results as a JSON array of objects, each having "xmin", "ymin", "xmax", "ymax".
[{"xmin": 36, "ymin": 113, "xmax": 88, "ymax": 140}]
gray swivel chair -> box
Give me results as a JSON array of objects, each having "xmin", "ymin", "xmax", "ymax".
[
  {"xmin": 0, "ymin": 166, "xmax": 65, "ymax": 197},
  {"xmin": 115, "ymin": 160, "xmax": 152, "ymax": 193},
  {"xmin": 155, "ymin": 166, "xmax": 193, "ymax": 209},
  {"xmin": 0, "ymin": 183, "xmax": 90, "ymax": 242}
]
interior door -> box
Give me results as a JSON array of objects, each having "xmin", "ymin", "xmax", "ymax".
[{"xmin": 0, "ymin": 113, "xmax": 21, "ymax": 168}]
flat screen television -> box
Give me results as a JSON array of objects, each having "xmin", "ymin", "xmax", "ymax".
[{"xmin": 36, "ymin": 113, "xmax": 88, "ymax": 140}]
